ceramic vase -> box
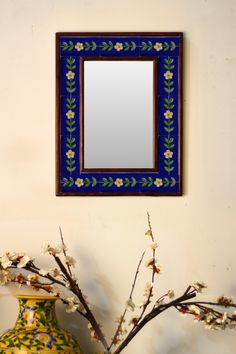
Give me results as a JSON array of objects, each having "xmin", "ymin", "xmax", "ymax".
[{"xmin": 0, "ymin": 295, "xmax": 82, "ymax": 354}]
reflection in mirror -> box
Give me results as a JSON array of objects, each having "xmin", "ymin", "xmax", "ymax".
[{"xmin": 81, "ymin": 59, "xmax": 157, "ymax": 171}]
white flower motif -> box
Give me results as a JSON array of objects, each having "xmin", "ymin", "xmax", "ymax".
[
  {"xmin": 75, "ymin": 178, "xmax": 84, "ymax": 187},
  {"xmin": 154, "ymin": 178, "xmax": 163, "ymax": 187},
  {"xmin": 66, "ymin": 71, "xmax": 75, "ymax": 80},
  {"xmin": 164, "ymin": 149, "xmax": 173, "ymax": 159},
  {"xmin": 66, "ymin": 110, "xmax": 75, "ymax": 119},
  {"xmin": 164, "ymin": 70, "xmax": 173, "ymax": 80},
  {"xmin": 164, "ymin": 110, "xmax": 173, "ymax": 119},
  {"xmin": 114, "ymin": 42, "xmax": 123, "ymax": 51},
  {"xmin": 66, "ymin": 149, "xmax": 75, "ymax": 159},
  {"xmin": 75, "ymin": 42, "xmax": 84, "ymax": 51},
  {"xmin": 154, "ymin": 42, "xmax": 163, "ymax": 51},
  {"xmin": 114, "ymin": 178, "xmax": 123, "ymax": 187}
]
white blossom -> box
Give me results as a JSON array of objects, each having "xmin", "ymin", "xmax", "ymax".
[
  {"xmin": 39, "ymin": 268, "xmax": 52, "ymax": 276},
  {"xmin": 17, "ymin": 255, "xmax": 31, "ymax": 268},
  {"xmin": 149, "ymin": 242, "xmax": 158, "ymax": 250},
  {"xmin": 66, "ymin": 302, "xmax": 79, "ymax": 313},
  {"xmin": 0, "ymin": 269, "xmax": 14, "ymax": 284},
  {"xmin": 64, "ymin": 296, "xmax": 80, "ymax": 313},
  {"xmin": 0, "ymin": 254, "xmax": 12, "ymax": 269},
  {"xmin": 167, "ymin": 290, "xmax": 175, "ymax": 299},
  {"xmin": 52, "ymin": 268, "xmax": 63, "ymax": 278},
  {"xmin": 41, "ymin": 243, "xmax": 67, "ymax": 256},
  {"xmin": 193, "ymin": 281, "xmax": 207, "ymax": 293},
  {"xmin": 126, "ymin": 299, "xmax": 136, "ymax": 312},
  {"xmin": 189, "ymin": 305, "xmax": 200, "ymax": 316},
  {"xmin": 65, "ymin": 256, "xmax": 76, "ymax": 267},
  {"xmin": 216, "ymin": 312, "xmax": 227, "ymax": 324},
  {"xmin": 143, "ymin": 282, "xmax": 153, "ymax": 298}
]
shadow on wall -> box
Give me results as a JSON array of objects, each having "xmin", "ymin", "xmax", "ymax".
[{"xmin": 147, "ymin": 309, "xmax": 236, "ymax": 354}]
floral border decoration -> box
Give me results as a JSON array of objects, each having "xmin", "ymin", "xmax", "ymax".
[
  {"xmin": 65, "ymin": 57, "xmax": 77, "ymax": 174},
  {"xmin": 57, "ymin": 33, "xmax": 182, "ymax": 195},
  {"xmin": 61, "ymin": 40, "xmax": 177, "ymax": 53}
]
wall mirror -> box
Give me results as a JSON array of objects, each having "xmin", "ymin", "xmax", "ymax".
[{"xmin": 56, "ymin": 32, "xmax": 183, "ymax": 196}]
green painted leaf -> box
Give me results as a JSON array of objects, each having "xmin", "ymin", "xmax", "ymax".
[
  {"xmin": 164, "ymin": 120, "xmax": 174, "ymax": 126},
  {"xmin": 67, "ymin": 97, "xmax": 76, "ymax": 104},
  {"xmin": 164, "ymin": 166, "xmax": 174, "ymax": 173},
  {"xmin": 91, "ymin": 41, "xmax": 97, "ymax": 51},
  {"xmin": 164, "ymin": 178, "xmax": 170, "ymax": 187},
  {"xmin": 66, "ymin": 127, "xmax": 76, "ymax": 133},
  {"xmin": 141, "ymin": 177, "xmax": 148, "ymax": 187},
  {"xmin": 164, "ymin": 87, "xmax": 175, "ymax": 94},
  {"xmin": 131, "ymin": 41, "xmax": 136, "ymax": 51},
  {"xmin": 85, "ymin": 178, "xmax": 90, "ymax": 187},
  {"xmin": 102, "ymin": 177, "xmax": 108, "ymax": 186},
  {"xmin": 66, "ymin": 160, "xmax": 75, "ymax": 166},
  {"xmin": 171, "ymin": 177, "xmax": 176, "ymax": 186},
  {"xmin": 91, "ymin": 177, "xmax": 97, "ymax": 187},
  {"xmin": 67, "ymin": 120, "xmax": 76, "ymax": 126},
  {"xmin": 141, "ymin": 42, "xmax": 147, "ymax": 51},
  {"xmin": 131, "ymin": 177, "xmax": 137, "ymax": 187},
  {"xmin": 124, "ymin": 178, "xmax": 130, "ymax": 187},
  {"xmin": 164, "ymin": 126, "xmax": 175, "ymax": 133},
  {"xmin": 66, "ymin": 166, "xmax": 76, "ymax": 173},
  {"xmin": 102, "ymin": 42, "xmax": 108, "ymax": 50},
  {"xmin": 170, "ymin": 41, "xmax": 176, "ymax": 51},
  {"xmin": 66, "ymin": 87, "xmax": 76, "ymax": 93}
]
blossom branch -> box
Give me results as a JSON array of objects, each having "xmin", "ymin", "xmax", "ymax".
[
  {"xmin": 59, "ymin": 227, "xmax": 72, "ymax": 277},
  {"xmin": 53, "ymin": 255, "xmax": 109, "ymax": 351},
  {"xmin": 113, "ymin": 288, "xmax": 197, "ymax": 354},
  {"xmin": 108, "ymin": 251, "xmax": 146, "ymax": 350}
]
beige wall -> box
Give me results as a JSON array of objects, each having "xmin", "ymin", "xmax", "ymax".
[{"xmin": 0, "ymin": 0, "xmax": 236, "ymax": 353}]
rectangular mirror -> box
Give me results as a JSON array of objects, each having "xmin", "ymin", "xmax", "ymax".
[
  {"xmin": 56, "ymin": 32, "xmax": 183, "ymax": 196},
  {"xmin": 81, "ymin": 58, "xmax": 157, "ymax": 171}
]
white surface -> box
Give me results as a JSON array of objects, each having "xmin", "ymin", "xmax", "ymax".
[
  {"xmin": 84, "ymin": 61, "xmax": 154, "ymax": 168},
  {"xmin": 0, "ymin": 1, "xmax": 236, "ymax": 354}
]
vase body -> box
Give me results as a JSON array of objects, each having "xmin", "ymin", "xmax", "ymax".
[{"xmin": 0, "ymin": 295, "xmax": 82, "ymax": 354}]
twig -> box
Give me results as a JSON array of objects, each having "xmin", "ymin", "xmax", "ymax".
[
  {"xmin": 54, "ymin": 255, "xmax": 110, "ymax": 352},
  {"xmin": 113, "ymin": 289, "xmax": 196, "ymax": 354},
  {"xmin": 108, "ymin": 251, "xmax": 146, "ymax": 350},
  {"xmin": 59, "ymin": 226, "xmax": 72, "ymax": 276}
]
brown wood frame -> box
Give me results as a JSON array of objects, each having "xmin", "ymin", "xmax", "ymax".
[
  {"xmin": 80, "ymin": 56, "xmax": 158, "ymax": 173},
  {"xmin": 55, "ymin": 32, "xmax": 183, "ymax": 196}
]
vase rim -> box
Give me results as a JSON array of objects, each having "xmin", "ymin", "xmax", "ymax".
[{"xmin": 16, "ymin": 294, "xmax": 59, "ymax": 301}]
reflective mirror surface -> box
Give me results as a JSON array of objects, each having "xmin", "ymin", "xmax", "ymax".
[{"xmin": 83, "ymin": 60, "xmax": 155, "ymax": 170}]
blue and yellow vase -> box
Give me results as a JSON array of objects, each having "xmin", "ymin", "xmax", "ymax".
[{"xmin": 0, "ymin": 295, "xmax": 82, "ymax": 353}]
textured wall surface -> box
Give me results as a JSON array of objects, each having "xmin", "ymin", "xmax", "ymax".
[{"xmin": 0, "ymin": 1, "xmax": 236, "ymax": 353}]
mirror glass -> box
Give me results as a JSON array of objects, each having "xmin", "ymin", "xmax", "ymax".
[{"xmin": 83, "ymin": 60, "xmax": 155, "ymax": 170}]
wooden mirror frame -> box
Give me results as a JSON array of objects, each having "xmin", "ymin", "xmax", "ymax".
[{"xmin": 56, "ymin": 32, "xmax": 183, "ymax": 196}]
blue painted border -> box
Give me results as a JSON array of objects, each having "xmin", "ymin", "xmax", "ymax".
[{"xmin": 56, "ymin": 33, "xmax": 183, "ymax": 195}]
